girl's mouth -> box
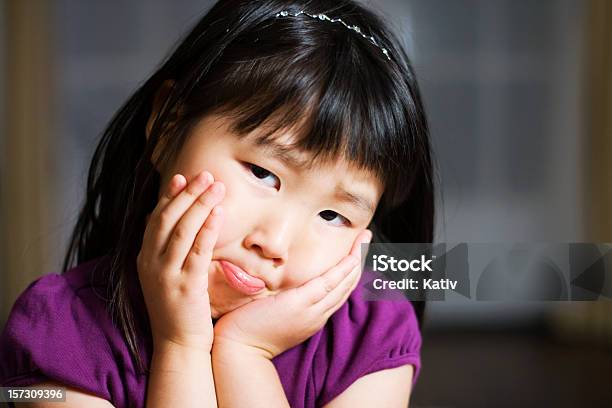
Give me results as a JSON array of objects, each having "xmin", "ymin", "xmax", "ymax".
[{"xmin": 219, "ymin": 260, "xmax": 266, "ymax": 295}]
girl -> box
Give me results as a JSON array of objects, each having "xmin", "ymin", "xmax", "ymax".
[{"xmin": 0, "ymin": 0, "xmax": 434, "ymax": 406}]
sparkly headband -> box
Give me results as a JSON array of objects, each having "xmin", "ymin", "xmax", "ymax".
[{"xmin": 274, "ymin": 10, "xmax": 391, "ymax": 61}]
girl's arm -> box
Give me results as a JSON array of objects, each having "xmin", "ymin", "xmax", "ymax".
[
  {"xmin": 211, "ymin": 344, "xmax": 414, "ymax": 408},
  {"xmin": 212, "ymin": 341, "xmax": 290, "ymax": 407},
  {"xmin": 137, "ymin": 171, "xmax": 225, "ymax": 407},
  {"xmin": 146, "ymin": 341, "xmax": 216, "ymax": 408}
]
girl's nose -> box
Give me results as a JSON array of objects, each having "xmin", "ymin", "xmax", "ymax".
[{"xmin": 243, "ymin": 212, "xmax": 296, "ymax": 267}]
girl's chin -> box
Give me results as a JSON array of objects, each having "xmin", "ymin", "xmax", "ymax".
[
  {"xmin": 210, "ymin": 297, "xmax": 252, "ymax": 318},
  {"xmin": 208, "ymin": 261, "xmax": 258, "ymax": 318},
  {"xmin": 208, "ymin": 260, "xmax": 283, "ymax": 318}
]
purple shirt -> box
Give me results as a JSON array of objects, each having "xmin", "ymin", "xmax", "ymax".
[{"xmin": 0, "ymin": 256, "xmax": 421, "ymax": 407}]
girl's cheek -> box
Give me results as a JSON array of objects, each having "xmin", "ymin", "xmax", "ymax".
[
  {"xmin": 212, "ymin": 188, "xmax": 245, "ymax": 248},
  {"xmin": 285, "ymin": 243, "xmax": 347, "ymax": 286},
  {"xmin": 213, "ymin": 206, "xmax": 238, "ymax": 248}
]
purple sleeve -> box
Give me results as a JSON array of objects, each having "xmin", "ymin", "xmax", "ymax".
[
  {"xmin": 0, "ymin": 273, "xmax": 115, "ymax": 401},
  {"xmin": 315, "ymin": 288, "xmax": 422, "ymax": 406}
]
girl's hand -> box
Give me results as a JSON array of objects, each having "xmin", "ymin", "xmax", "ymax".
[
  {"xmin": 137, "ymin": 170, "xmax": 225, "ymax": 352},
  {"xmin": 212, "ymin": 229, "xmax": 372, "ymax": 359}
]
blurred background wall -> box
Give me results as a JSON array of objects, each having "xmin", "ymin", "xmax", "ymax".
[{"xmin": 1, "ymin": 0, "xmax": 611, "ymax": 406}]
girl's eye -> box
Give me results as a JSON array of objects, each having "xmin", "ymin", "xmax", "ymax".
[
  {"xmin": 247, "ymin": 163, "xmax": 280, "ymax": 189},
  {"xmin": 319, "ymin": 210, "xmax": 351, "ymax": 227}
]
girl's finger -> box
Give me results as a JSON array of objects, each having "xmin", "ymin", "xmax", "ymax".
[
  {"xmin": 155, "ymin": 174, "xmax": 187, "ymax": 215},
  {"xmin": 319, "ymin": 262, "xmax": 362, "ymax": 316},
  {"xmin": 299, "ymin": 255, "xmax": 360, "ymax": 305},
  {"xmin": 182, "ymin": 205, "xmax": 224, "ymax": 282},
  {"xmin": 150, "ymin": 171, "xmax": 214, "ymax": 255},
  {"xmin": 164, "ymin": 181, "xmax": 225, "ymax": 266},
  {"xmin": 141, "ymin": 174, "xmax": 186, "ymax": 258}
]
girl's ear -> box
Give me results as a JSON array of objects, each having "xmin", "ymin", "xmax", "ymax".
[{"xmin": 146, "ymin": 79, "xmax": 176, "ymax": 141}]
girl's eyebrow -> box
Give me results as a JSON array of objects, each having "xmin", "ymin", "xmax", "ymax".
[
  {"xmin": 255, "ymin": 139, "xmax": 311, "ymax": 171},
  {"xmin": 334, "ymin": 186, "xmax": 376, "ymax": 215}
]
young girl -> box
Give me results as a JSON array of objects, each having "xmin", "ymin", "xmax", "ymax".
[{"xmin": 0, "ymin": 0, "xmax": 434, "ymax": 406}]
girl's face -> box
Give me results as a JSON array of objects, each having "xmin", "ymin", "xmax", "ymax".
[{"xmin": 157, "ymin": 114, "xmax": 383, "ymax": 317}]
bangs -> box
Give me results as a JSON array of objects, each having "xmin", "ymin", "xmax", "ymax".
[{"xmin": 181, "ymin": 17, "xmax": 421, "ymax": 210}]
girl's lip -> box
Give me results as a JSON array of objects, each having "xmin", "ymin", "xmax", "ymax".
[{"xmin": 219, "ymin": 260, "xmax": 266, "ymax": 295}]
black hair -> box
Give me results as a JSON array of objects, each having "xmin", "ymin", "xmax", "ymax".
[{"xmin": 62, "ymin": 0, "xmax": 435, "ymax": 373}]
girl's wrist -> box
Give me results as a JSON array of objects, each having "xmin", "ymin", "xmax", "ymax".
[
  {"xmin": 151, "ymin": 340, "xmax": 213, "ymax": 375},
  {"xmin": 212, "ymin": 336, "xmax": 275, "ymax": 362},
  {"xmin": 153, "ymin": 336, "xmax": 213, "ymax": 357},
  {"xmin": 211, "ymin": 337, "xmax": 289, "ymax": 407}
]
